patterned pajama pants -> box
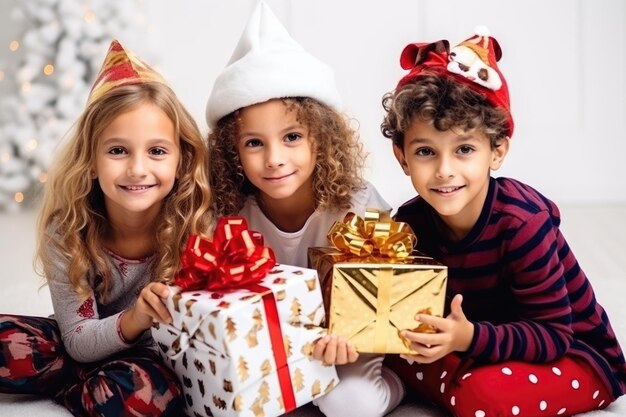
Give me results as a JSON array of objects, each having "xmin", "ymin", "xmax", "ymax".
[
  {"xmin": 0, "ymin": 314, "xmax": 183, "ymax": 417},
  {"xmin": 386, "ymin": 353, "xmax": 612, "ymax": 417}
]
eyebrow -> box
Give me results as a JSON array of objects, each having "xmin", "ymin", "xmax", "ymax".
[
  {"xmin": 280, "ymin": 123, "xmax": 305, "ymax": 134},
  {"xmin": 406, "ymin": 137, "xmax": 429, "ymax": 146},
  {"xmin": 456, "ymin": 134, "xmax": 480, "ymax": 142},
  {"xmin": 406, "ymin": 134, "xmax": 480, "ymax": 146},
  {"xmin": 100, "ymin": 137, "xmax": 176, "ymax": 147},
  {"xmin": 239, "ymin": 123, "xmax": 306, "ymax": 139}
]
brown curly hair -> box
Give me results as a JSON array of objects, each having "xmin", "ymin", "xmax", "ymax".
[
  {"xmin": 36, "ymin": 83, "xmax": 213, "ymax": 300},
  {"xmin": 381, "ymin": 72, "xmax": 509, "ymax": 150},
  {"xmin": 209, "ymin": 97, "xmax": 366, "ymax": 216}
]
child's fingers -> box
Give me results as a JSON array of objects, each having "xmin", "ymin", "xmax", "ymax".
[
  {"xmin": 139, "ymin": 302, "xmax": 169, "ymax": 325},
  {"xmin": 323, "ymin": 335, "xmax": 338, "ymax": 364},
  {"xmin": 347, "ymin": 343, "xmax": 359, "ymax": 363},
  {"xmin": 151, "ymin": 282, "xmax": 170, "ymax": 298},
  {"xmin": 401, "ymin": 329, "xmax": 433, "ymax": 344},
  {"xmin": 448, "ymin": 294, "xmax": 465, "ymax": 320},
  {"xmin": 408, "ymin": 332, "xmax": 441, "ymax": 347},
  {"xmin": 414, "ymin": 313, "xmax": 445, "ymax": 330},
  {"xmin": 335, "ymin": 338, "xmax": 348, "ymax": 364},
  {"xmin": 142, "ymin": 289, "xmax": 172, "ymax": 324},
  {"xmin": 312, "ymin": 336, "xmax": 329, "ymax": 360},
  {"xmin": 153, "ymin": 302, "xmax": 173, "ymax": 324}
]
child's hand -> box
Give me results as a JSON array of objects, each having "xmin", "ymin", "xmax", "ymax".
[
  {"xmin": 312, "ymin": 334, "xmax": 359, "ymax": 365},
  {"xmin": 130, "ymin": 282, "xmax": 173, "ymax": 329},
  {"xmin": 119, "ymin": 282, "xmax": 172, "ymax": 343},
  {"xmin": 400, "ymin": 294, "xmax": 474, "ymax": 364}
]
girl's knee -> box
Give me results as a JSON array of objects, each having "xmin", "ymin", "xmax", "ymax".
[
  {"xmin": 315, "ymin": 378, "xmax": 390, "ymax": 417},
  {"xmin": 81, "ymin": 360, "xmax": 182, "ymax": 417},
  {"xmin": 444, "ymin": 370, "xmax": 521, "ymax": 417},
  {"xmin": 0, "ymin": 314, "xmax": 66, "ymax": 394},
  {"xmin": 444, "ymin": 358, "xmax": 612, "ymax": 417}
]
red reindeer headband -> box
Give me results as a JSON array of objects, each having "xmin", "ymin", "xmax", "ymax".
[{"xmin": 397, "ymin": 28, "xmax": 514, "ymax": 137}]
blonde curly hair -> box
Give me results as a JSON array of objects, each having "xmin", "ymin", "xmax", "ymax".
[
  {"xmin": 209, "ymin": 97, "xmax": 366, "ymax": 216},
  {"xmin": 35, "ymin": 83, "xmax": 213, "ymax": 300}
]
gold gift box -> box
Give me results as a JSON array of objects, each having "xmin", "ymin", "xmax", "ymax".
[{"xmin": 308, "ymin": 247, "xmax": 447, "ymax": 354}]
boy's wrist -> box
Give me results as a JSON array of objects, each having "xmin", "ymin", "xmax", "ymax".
[{"xmin": 458, "ymin": 321, "xmax": 475, "ymax": 353}]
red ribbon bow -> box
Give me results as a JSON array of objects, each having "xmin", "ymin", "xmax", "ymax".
[
  {"xmin": 173, "ymin": 217, "xmax": 297, "ymax": 411},
  {"xmin": 174, "ymin": 217, "xmax": 276, "ymax": 291}
]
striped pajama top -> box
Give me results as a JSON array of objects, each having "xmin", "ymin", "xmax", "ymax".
[{"xmin": 395, "ymin": 176, "xmax": 626, "ymax": 399}]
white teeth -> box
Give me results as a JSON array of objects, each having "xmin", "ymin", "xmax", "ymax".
[
  {"xmin": 126, "ymin": 185, "xmax": 149, "ymax": 190},
  {"xmin": 437, "ymin": 186, "xmax": 459, "ymax": 193}
]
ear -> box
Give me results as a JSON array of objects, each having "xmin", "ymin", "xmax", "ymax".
[
  {"xmin": 90, "ymin": 169, "xmax": 97, "ymax": 179},
  {"xmin": 392, "ymin": 143, "xmax": 410, "ymax": 176},
  {"xmin": 400, "ymin": 40, "xmax": 450, "ymax": 69},
  {"xmin": 490, "ymin": 137, "xmax": 510, "ymax": 171}
]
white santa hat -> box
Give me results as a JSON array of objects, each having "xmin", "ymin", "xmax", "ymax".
[{"xmin": 206, "ymin": 0, "xmax": 342, "ymax": 129}]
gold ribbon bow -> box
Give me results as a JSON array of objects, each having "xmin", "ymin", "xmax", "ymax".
[{"xmin": 327, "ymin": 209, "xmax": 416, "ymax": 259}]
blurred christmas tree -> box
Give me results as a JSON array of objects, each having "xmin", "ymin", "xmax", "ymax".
[{"xmin": 0, "ymin": 0, "xmax": 151, "ymax": 212}]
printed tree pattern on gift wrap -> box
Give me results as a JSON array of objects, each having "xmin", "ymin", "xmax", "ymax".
[{"xmin": 151, "ymin": 263, "xmax": 338, "ymax": 417}]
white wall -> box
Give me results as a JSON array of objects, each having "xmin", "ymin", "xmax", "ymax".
[{"xmin": 1, "ymin": 0, "xmax": 625, "ymax": 208}]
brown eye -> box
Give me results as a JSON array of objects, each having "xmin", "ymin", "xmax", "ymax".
[
  {"xmin": 478, "ymin": 68, "xmax": 489, "ymax": 81},
  {"xmin": 416, "ymin": 147, "xmax": 434, "ymax": 157},
  {"xmin": 150, "ymin": 147, "xmax": 167, "ymax": 156},
  {"xmin": 244, "ymin": 138, "xmax": 263, "ymax": 147},
  {"xmin": 285, "ymin": 133, "xmax": 301, "ymax": 142},
  {"xmin": 108, "ymin": 147, "xmax": 126, "ymax": 155}
]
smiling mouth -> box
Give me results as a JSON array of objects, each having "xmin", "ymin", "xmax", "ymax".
[
  {"xmin": 264, "ymin": 172, "xmax": 295, "ymax": 181},
  {"xmin": 432, "ymin": 185, "xmax": 464, "ymax": 193},
  {"xmin": 121, "ymin": 185, "xmax": 155, "ymax": 191}
]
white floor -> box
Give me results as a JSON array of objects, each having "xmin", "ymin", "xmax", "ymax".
[{"xmin": 0, "ymin": 206, "xmax": 625, "ymax": 416}]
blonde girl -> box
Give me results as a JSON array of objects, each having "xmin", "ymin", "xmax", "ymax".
[{"xmin": 0, "ymin": 41, "xmax": 212, "ymax": 417}]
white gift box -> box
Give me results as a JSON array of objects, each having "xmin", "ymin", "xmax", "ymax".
[{"xmin": 152, "ymin": 264, "xmax": 338, "ymax": 417}]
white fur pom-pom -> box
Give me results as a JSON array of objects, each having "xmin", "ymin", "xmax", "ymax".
[{"xmin": 474, "ymin": 25, "xmax": 490, "ymax": 37}]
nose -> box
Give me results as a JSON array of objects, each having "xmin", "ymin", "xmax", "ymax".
[
  {"xmin": 435, "ymin": 155, "xmax": 455, "ymax": 179},
  {"xmin": 127, "ymin": 155, "xmax": 147, "ymax": 177},
  {"xmin": 265, "ymin": 143, "xmax": 285, "ymax": 168}
]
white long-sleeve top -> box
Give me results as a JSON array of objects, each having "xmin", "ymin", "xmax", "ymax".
[{"xmin": 239, "ymin": 181, "xmax": 391, "ymax": 268}]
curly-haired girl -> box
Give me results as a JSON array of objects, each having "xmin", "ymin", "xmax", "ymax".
[
  {"xmin": 0, "ymin": 40, "xmax": 212, "ymax": 416},
  {"xmin": 205, "ymin": 3, "xmax": 402, "ymax": 417},
  {"xmin": 210, "ymin": 95, "xmax": 369, "ymax": 250}
]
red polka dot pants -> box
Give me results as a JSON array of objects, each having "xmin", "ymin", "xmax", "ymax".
[{"xmin": 386, "ymin": 354, "xmax": 612, "ymax": 417}]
